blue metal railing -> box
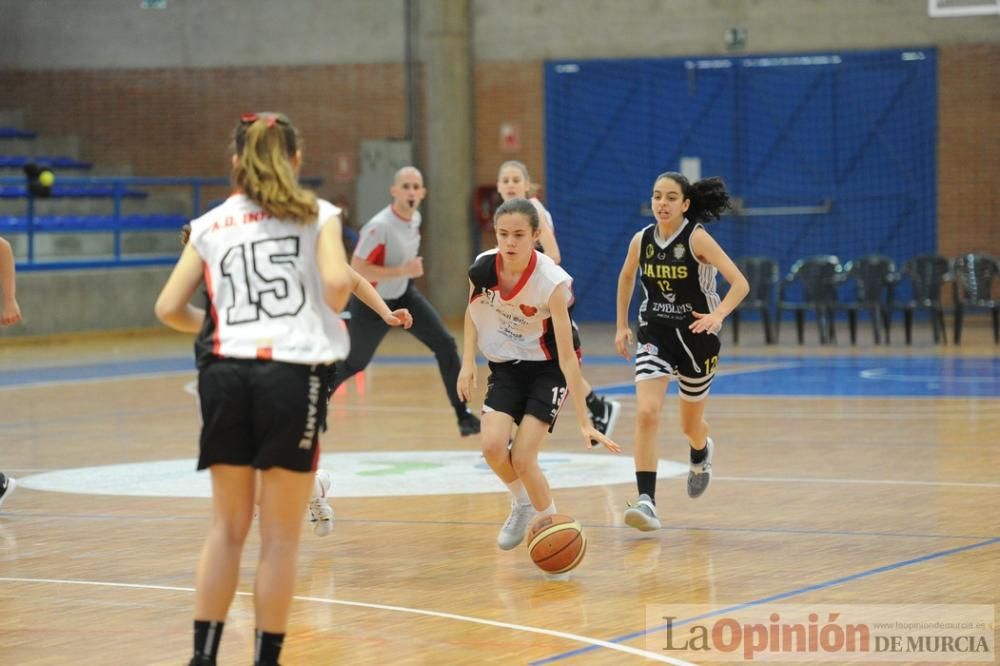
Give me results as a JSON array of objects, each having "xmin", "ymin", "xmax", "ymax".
[{"xmin": 0, "ymin": 175, "xmax": 323, "ymax": 271}]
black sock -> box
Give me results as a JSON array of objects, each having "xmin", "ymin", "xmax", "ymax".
[
  {"xmin": 690, "ymin": 444, "xmax": 707, "ymax": 464},
  {"xmin": 255, "ymin": 630, "xmax": 285, "ymax": 666},
  {"xmin": 192, "ymin": 620, "xmax": 224, "ymax": 663},
  {"xmin": 636, "ymin": 471, "xmax": 657, "ymax": 502},
  {"xmin": 585, "ymin": 391, "xmax": 603, "ymax": 412}
]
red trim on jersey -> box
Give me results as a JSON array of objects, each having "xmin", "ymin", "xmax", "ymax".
[
  {"xmin": 497, "ymin": 249, "xmax": 538, "ymax": 301},
  {"xmin": 365, "ymin": 243, "xmax": 387, "ymax": 266},
  {"xmin": 390, "ymin": 205, "xmax": 413, "ymax": 222},
  {"xmin": 364, "ymin": 243, "xmax": 387, "ymax": 289},
  {"xmin": 539, "ymin": 317, "xmax": 553, "ymax": 360},
  {"xmin": 312, "ymin": 439, "xmax": 321, "ymax": 471},
  {"xmin": 203, "ymin": 264, "xmax": 221, "ymax": 356}
]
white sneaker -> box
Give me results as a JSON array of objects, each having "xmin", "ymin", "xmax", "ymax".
[
  {"xmin": 624, "ymin": 493, "xmax": 661, "ymax": 531},
  {"xmin": 0, "ymin": 474, "xmax": 15, "ymax": 509},
  {"xmin": 687, "ymin": 437, "xmax": 714, "ymax": 499},
  {"xmin": 497, "ymin": 500, "xmax": 538, "ymax": 550},
  {"xmin": 308, "ymin": 470, "xmax": 334, "ymax": 537}
]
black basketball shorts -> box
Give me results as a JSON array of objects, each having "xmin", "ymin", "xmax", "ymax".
[
  {"xmin": 634, "ymin": 322, "xmax": 721, "ymax": 402},
  {"xmin": 197, "ymin": 358, "xmax": 332, "ymax": 472},
  {"xmin": 483, "ymin": 359, "xmax": 567, "ymax": 432}
]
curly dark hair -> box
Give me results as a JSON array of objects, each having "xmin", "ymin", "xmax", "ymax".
[{"xmin": 654, "ymin": 172, "xmax": 730, "ymax": 224}]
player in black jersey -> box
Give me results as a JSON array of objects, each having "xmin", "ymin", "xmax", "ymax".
[{"xmin": 615, "ymin": 172, "xmax": 748, "ymax": 531}]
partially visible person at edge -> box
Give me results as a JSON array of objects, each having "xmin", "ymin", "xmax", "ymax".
[{"xmin": 0, "ymin": 236, "xmax": 23, "ymax": 511}]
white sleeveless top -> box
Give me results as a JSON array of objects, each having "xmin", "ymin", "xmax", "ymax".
[
  {"xmin": 467, "ymin": 249, "xmax": 578, "ymax": 363},
  {"xmin": 190, "ymin": 193, "xmax": 350, "ymax": 366}
]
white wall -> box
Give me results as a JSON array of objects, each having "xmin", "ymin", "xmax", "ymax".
[
  {"xmin": 0, "ymin": 0, "xmax": 407, "ymax": 69},
  {"xmin": 1, "ymin": 0, "xmax": 996, "ymax": 70}
]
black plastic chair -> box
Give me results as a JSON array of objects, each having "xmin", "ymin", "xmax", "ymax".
[
  {"xmin": 951, "ymin": 253, "xmax": 999, "ymax": 344},
  {"xmin": 776, "ymin": 255, "xmax": 843, "ymax": 345},
  {"xmin": 888, "ymin": 255, "xmax": 951, "ymax": 345},
  {"xmin": 838, "ymin": 254, "xmax": 896, "ymax": 345},
  {"xmin": 731, "ymin": 256, "xmax": 779, "ymax": 345}
]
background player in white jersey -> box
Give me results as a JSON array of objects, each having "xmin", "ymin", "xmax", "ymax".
[
  {"xmin": 155, "ymin": 112, "xmax": 352, "ymax": 666},
  {"xmin": 0, "ymin": 236, "xmax": 22, "ymax": 508},
  {"xmin": 458, "ymin": 198, "xmax": 620, "ymax": 552},
  {"xmin": 615, "ymin": 172, "xmax": 748, "ymax": 532},
  {"xmin": 332, "ymin": 166, "xmax": 481, "ymax": 436},
  {"xmin": 495, "ymin": 161, "xmax": 622, "ymax": 444}
]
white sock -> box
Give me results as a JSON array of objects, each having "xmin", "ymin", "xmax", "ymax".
[
  {"xmin": 539, "ymin": 500, "xmax": 556, "ymax": 516},
  {"xmin": 506, "ymin": 479, "xmax": 530, "ymax": 505}
]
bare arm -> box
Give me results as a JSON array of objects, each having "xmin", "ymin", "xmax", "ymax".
[
  {"xmin": 347, "ymin": 265, "xmax": 413, "ymax": 328},
  {"xmin": 614, "ymin": 231, "xmax": 643, "ymax": 358},
  {"xmin": 318, "ymin": 214, "xmax": 352, "ymax": 313},
  {"xmin": 549, "ymin": 284, "xmax": 620, "ymax": 452},
  {"xmin": 689, "ymin": 227, "xmax": 749, "ymax": 333},
  {"xmin": 537, "ymin": 219, "xmax": 561, "ymax": 265},
  {"xmin": 154, "ymin": 244, "xmax": 206, "ymax": 333},
  {"xmin": 456, "ymin": 280, "xmax": 479, "ymax": 402},
  {"xmin": 0, "ymin": 237, "xmax": 21, "ymax": 326},
  {"xmin": 351, "ymin": 254, "xmax": 423, "ymax": 282}
]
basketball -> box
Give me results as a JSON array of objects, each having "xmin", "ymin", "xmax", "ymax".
[{"xmin": 526, "ymin": 514, "xmax": 586, "ymax": 574}]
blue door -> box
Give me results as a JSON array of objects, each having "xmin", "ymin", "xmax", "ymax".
[{"xmin": 545, "ymin": 49, "xmax": 936, "ymax": 321}]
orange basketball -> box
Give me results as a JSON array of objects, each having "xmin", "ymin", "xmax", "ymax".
[{"xmin": 526, "ymin": 514, "xmax": 586, "ymax": 574}]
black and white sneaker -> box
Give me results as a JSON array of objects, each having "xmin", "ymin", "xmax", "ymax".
[
  {"xmin": 687, "ymin": 437, "xmax": 714, "ymax": 498},
  {"xmin": 0, "ymin": 473, "xmax": 15, "ymax": 509},
  {"xmin": 458, "ymin": 411, "xmax": 481, "ymax": 437},
  {"xmin": 624, "ymin": 493, "xmax": 661, "ymax": 531},
  {"xmin": 588, "ymin": 396, "xmax": 621, "ymax": 447}
]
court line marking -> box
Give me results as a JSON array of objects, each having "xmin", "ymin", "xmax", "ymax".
[
  {"xmin": 0, "ymin": 576, "xmax": 696, "ymax": 665},
  {"xmin": 713, "ymin": 475, "xmax": 1000, "ymax": 489},
  {"xmin": 530, "ymin": 535, "xmax": 1000, "ymax": 664},
  {"xmin": 1, "ymin": 510, "xmax": 997, "ymax": 542}
]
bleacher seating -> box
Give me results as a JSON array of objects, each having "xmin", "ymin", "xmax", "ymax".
[
  {"xmin": 0, "ymin": 185, "xmax": 148, "ymax": 199},
  {"xmin": 1, "ymin": 213, "xmax": 187, "ymax": 233}
]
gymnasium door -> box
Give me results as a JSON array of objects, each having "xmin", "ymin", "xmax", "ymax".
[{"xmin": 544, "ymin": 49, "xmax": 937, "ymax": 322}]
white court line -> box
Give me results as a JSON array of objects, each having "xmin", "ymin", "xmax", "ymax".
[
  {"xmin": 715, "ymin": 475, "xmax": 1000, "ymax": 489},
  {"xmin": 0, "ymin": 576, "xmax": 695, "ymax": 665},
  {"xmin": 0, "ymin": 370, "xmax": 194, "ymax": 392}
]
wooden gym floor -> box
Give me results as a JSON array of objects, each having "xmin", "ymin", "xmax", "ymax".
[{"xmin": 1, "ymin": 320, "xmax": 998, "ymax": 664}]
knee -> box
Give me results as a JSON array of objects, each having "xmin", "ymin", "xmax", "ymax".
[
  {"xmin": 213, "ymin": 516, "xmax": 252, "ymax": 547},
  {"xmin": 635, "ymin": 403, "xmax": 661, "ymax": 430},
  {"xmin": 481, "ymin": 436, "xmax": 510, "ymax": 465},
  {"xmin": 435, "ymin": 335, "xmax": 458, "ymax": 357},
  {"xmin": 510, "ymin": 452, "xmax": 535, "ymax": 477}
]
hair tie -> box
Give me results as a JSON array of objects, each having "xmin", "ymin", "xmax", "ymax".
[{"xmin": 266, "ymin": 116, "xmax": 277, "ymax": 128}]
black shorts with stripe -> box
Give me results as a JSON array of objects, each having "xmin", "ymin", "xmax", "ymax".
[
  {"xmin": 484, "ymin": 359, "xmax": 567, "ymax": 432},
  {"xmin": 634, "ymin": 322, "xmax": 721, "ymax": 402},
  {"xmin": 197, "ymin": 358, "xmax": 332, "ymax": 472}
]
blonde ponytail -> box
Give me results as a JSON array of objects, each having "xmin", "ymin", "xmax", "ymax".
[{"xmin": 232, "ymin": 113, "xmax": 318, "ymax": 223}]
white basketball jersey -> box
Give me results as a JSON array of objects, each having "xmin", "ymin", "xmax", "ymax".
[
  {"xmin": 530, "ymin": 197, "xmax": 555, "ymax": 233},
  {"xmin": 353, "ymin": 204, "xmax": 422, "ymax": 299},
  {"xmin": 190, "ymin": 194, "xmax": 350, "ymax": 366},
  {"xmin": 468, "ymin": 249, "xmax": 578, "ymax": 363}
]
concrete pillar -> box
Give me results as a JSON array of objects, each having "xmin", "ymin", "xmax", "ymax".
[{"xmin": 418, "ymin": 0, "xmax": 472, "ymax": 319}]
